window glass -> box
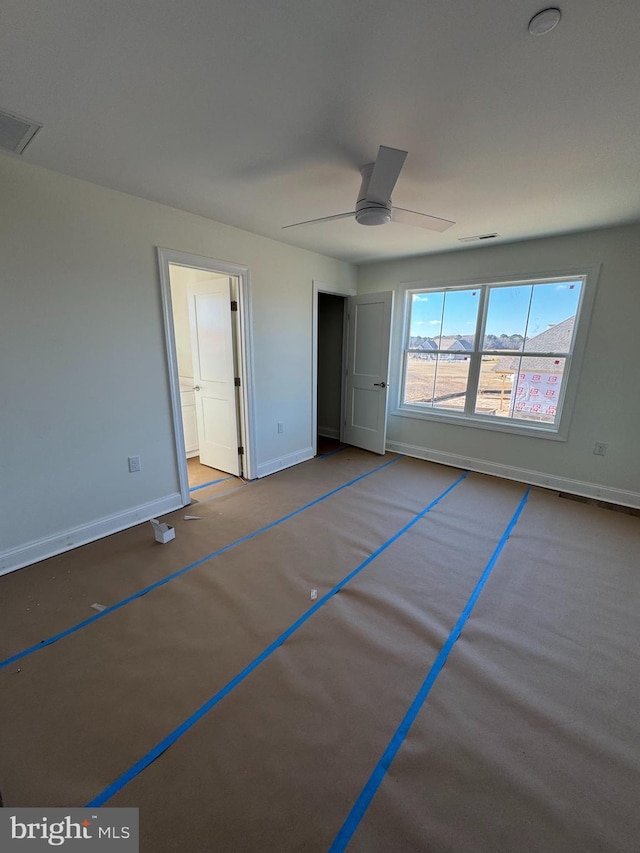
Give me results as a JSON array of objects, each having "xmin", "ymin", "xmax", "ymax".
[
  {"xmin": 441, "ymin": 289, "xmax": 480, "ymax": 342},
  {"xmin": 511, "ymin": 356, "xmax": 567, "ymax": 425},
  {"xmin": 475, "ymin": 355, "xmax": 516, "ymax": 417},
  {"xmin": 433, "ymin": 354, "xmax": 470, "ymax": 412},
  {"xmin": 525, "ymin": 281, "xmax": 582, "ymax": 349},
  {"xmin": 403, "ymin": 353, "xmax": 437, "ymax": 405},
  {"xmin": 484, "ymin": 285, "xmax": 531, "ymax": 350},
  {"xmin": 402, "ymin": 275, "xmax": 587, "ymax": 434},
  {"xmin": 409, "ymin": 291, "xmax": 444, "ymax": 347}
]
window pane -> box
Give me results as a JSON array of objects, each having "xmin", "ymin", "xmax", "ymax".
[
  {"xmin": 403, "ymin": 352, "xmax": 470, "ymax": 410},
  {"xmin": 524, "ymin": 281, "xmax": 582, "ymax": 350},
  {"xmin": 441, "ymin": 288, "xmax": 479, "ymax": 348},
  {"xmin": 409, "ymin": 291, "xmax": 444, "ymax": 347},
  {"xmin": 403, "ymin": 351, "xmax": 437, "ymax": 405},
  {"xmin": 483, "ymin": 285, "xmax": 531, "ymax": 351},
  {"xmin": 475, "ymin": 355, "xmax": 515, "ymax": 417},
  {"xmin": 402, "ymin": 275, "xmax": 586, "ymax": 435},
  {"xmin": 511, "ymin": 356, "xmax": 566, "ymax": 425},
  {"xmin": 433, "ymin": 354, "xmax": 470, "ymax": 411}
]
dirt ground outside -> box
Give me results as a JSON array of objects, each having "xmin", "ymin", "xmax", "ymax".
[{"xmin": 404, "ymin": 356, "xmax": 513, "ymax": 416}]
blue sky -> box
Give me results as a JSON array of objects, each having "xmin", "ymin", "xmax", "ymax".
[{"xmin": 410, "ymin": 281, "xmax": 582, "ymax": 339}]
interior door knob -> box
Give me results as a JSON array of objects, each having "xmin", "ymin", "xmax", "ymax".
[
  {"xmin": 373, "ymin": 381, "xmax": 387, "ymax": 388},
  {"xmin": 193, "ymin": 385, "xmax": 201, "ymax": 391}
]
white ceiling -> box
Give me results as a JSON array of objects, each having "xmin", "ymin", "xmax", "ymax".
[{"xmin": 2, "ymin": 1, "xmax": 639, "ymax": 263}]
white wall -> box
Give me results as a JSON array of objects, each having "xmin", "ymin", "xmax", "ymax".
[
  {"xmin": 357, "ymin": 225, "xmax": 640, "ymax": 506},
  {"xmin": 0, "ymin": 155, "xmax": 356, "ymax": 573}
]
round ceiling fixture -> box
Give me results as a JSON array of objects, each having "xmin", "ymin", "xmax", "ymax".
[
  {"xmin": 528, "ymin": 7, "xmax": 561, "ymax": 35},
  {"xmin": 356, "ymin": 206, "xmax": 392, "ymax": 226}
]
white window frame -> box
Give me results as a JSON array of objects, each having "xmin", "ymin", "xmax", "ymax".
[{"xmin": 392, "ymin": 265, "xmax": 600, "ymax": 441}]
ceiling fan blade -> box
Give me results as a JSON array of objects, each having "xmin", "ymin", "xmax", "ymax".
[
  {"xmin": 282, "ymin": 211, "xmax": 355, "ymax": 229},
  {"xmin": 365, "ymin": 146, "xmax": 408, "ymax": 205},
  {"xmin": 391, "ymin": 206, "xmax": 455, "ymax": 232}
]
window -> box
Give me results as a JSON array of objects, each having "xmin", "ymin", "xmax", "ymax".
[{"xmin": 400, "ymin": 274, "xmax": 589, "ymax": 436}]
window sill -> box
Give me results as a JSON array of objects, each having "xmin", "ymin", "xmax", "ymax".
[{"xmin": 392, "ymin": 405, "xmax": 568, "ymax": 441}]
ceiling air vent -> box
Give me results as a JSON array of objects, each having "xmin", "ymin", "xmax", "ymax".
[
  {"xmin": 458, "ymin": 233, "xmax": 499, "ymax": 243},
  {"xmin": 0, "ymin": 109, "xmax": 42, "ymax": 155}
]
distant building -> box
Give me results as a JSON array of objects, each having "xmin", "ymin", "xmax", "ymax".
[
  {"xmin": 445, "ymin": 338, "xmax": 473, "ymax": 360},
  {"xmin": 493, "ymin": 316, "xmax": 576, "ymax": 420},
  {"xmin": 411, "ymin": 338, "xmax": 438, "ymax": 359}
]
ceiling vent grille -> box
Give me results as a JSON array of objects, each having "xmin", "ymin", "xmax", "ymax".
[
  {"xmin": 0, "ymin": 109, "xmax": 42, "ymax": 155},
  {"xmin": 458, "ymin": 233, "xmax": 499, "ymax": 243}
]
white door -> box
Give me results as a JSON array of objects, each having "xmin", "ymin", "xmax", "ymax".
[
  {"xmin": 343, "ymin": 291, "xmax": 393, "ymax": 454},
  {"xmin": 188, "ymin": 277, "xmax": 241, "ymax": 476}
]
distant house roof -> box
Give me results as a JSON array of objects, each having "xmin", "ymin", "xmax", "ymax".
[
  {"xmin": 493, "ymin": 316, "xmax": 576, "ymax": 372},
  {"xmin": 447, "ymin": 338, "xmax": 472, "ymax": 352},
  {"xmin": 409, "ymin": 337, "xmax": 438, "ymax": 350},
  {"xmin": 419, "ymin": 339, "xmax": 438, "ymax": 350}
]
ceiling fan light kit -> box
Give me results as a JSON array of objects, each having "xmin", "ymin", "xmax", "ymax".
[
  {"xmin": 356, "ymin": 206, "xmax": 392, "ymax": 226},
  {"xmin": 283, "ymin": 145, "xmax": 455, "ymax": 233},
  {"xmin": 528, "ymin": 7, "xmax": 561, "ymax": 35}
]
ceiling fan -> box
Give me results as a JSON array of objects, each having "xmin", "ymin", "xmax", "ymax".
[{"xmin": 282, "ymin": 145, "xmax": 455, "ymax": 232}]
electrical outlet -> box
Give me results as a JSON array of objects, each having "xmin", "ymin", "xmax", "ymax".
[
  {"xmin": 277, "ymin": 422, "xmax": 284, "ymax": 434},
  {"xmin": 593, "ymin": 442, "xmax": 608, "ymax": 457},
  {"xmin": 128, "ymin": 455, "xmax": 141, "ymax": 472}
]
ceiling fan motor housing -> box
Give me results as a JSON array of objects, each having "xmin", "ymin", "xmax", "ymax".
[
  {"xmin": 356, "ymin": 162, "xmax": 392, "ymax": 226},
  {"xmin": 355, "ymin": 205, "xmax": 392, "ymax": 226}
]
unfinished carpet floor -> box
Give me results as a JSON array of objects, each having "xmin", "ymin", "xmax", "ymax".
[{"xmin": 1, "ymin": 450, "xmax": 639, "ymax": 852}]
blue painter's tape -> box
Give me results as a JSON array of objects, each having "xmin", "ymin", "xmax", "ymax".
[
  {"xmin": 0, "ymin": 457, "xmax": 401, "ymax": 672},
  {"xmin": 189, "ymin": 476, "xmax": 233, "ymax": 493},
  {"xmin": 327, "ymin": 486, "xmax": 531, "ymax": 853},
  {"xmin": 86, "ymin": 471, "xmax": 469, "ymax": 807},
  {"xmin": 317, "ymin": 445, "xmax": 348, "ymax": 459}
]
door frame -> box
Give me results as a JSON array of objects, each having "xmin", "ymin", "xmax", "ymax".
[
  {"xmin": 158, "ymin": 248, "xmax": 256, "ymax": 503},
  {"xmin": 312, "ymin": 280, "xmax": 356, "ymax": 456}
]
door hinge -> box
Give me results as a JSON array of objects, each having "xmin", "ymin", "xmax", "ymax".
[
  {"xmin": 238, "ymin": 446, "xmax": 244, "ymax": 455},
  {"xmin": 234, "ymin": 377, "xmax": 241, "ymax": 387},
  {"xmin": 230, "ymin": 300, "xmax": 238, "ymax": 312}
]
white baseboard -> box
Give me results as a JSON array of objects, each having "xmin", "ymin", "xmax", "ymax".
[
  {"xmin": 257, "ymin": 446, "xmax": 315, "ymax": 478},
  {"xmin": 0, "ymin": 492, "xmax": 184, "ymax": 577},
  {"xmin": 386, "ymin": 440, "xmax": 640, "ymax": 509},
  {"xmin": 318, "ymin": 426, "xmax": 340, "ymax": 439}
]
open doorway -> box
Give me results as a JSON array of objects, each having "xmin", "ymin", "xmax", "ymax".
[
  {"xmin": 158, "ymin": 249, "xmax": 255, "ymax": 506},
  {"xmin": 316, "ymin": 291, "xmax": 348, "ymax": 456},
  {"xmin": 312, "ymin": 281, "xmax": 355, "ymax": 457},
  {"xmin": 313, "ymin": 281, "xmax": 394, "ymax": 457}
]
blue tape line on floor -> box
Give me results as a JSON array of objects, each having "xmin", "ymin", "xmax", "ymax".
[
  {"xmin": 327, "ymin": 486, "xmax": 531, "ymax": 853},
  {"xmin": 86, "ymin": 470, "xmax": 468, "ymax": 807},
  {"xmin": 317, "ymin": 446, "xmax": 348, "ymax": 459},
  {"xmin": 0, "ymin": 456, "xmax": 401, "ymax": 672},
  {"xmin": 189, "ymin": 476, "xmax": 233, "ymax": 493}
]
